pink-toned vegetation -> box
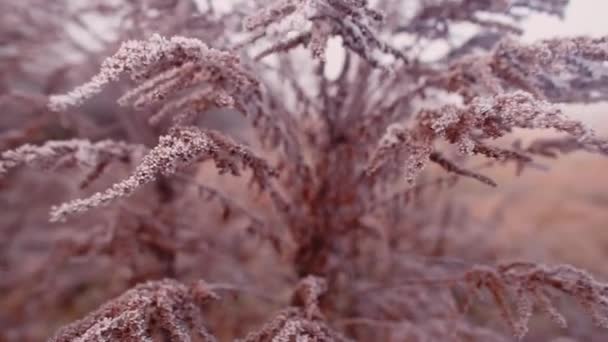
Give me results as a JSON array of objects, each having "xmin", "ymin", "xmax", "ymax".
[{"xmin": 2, "ymin": 0, "xmax": 608, "ymax": 341}]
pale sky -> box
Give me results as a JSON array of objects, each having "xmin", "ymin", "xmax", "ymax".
[{"xmin": 522, "ymin": 0, "xmax": 608, "ymax": 41}]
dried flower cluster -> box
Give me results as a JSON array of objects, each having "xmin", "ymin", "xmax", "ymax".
[
  {"xmin": 48, "ymin": 33, "xmax": 257, "ymax": 115},
  {"xmin": 462, "ymin": 263, "xmax": 608, "ymax": 339},
  {"xmin": 2, "ymin": 0, "xmax": 608, "ymax": 341},
  {"xmin": 49, "ymin": 279, "xmax": 219, "ymax": 342},
  {"xmin": 238, "ymin": 276, "xmax": 351, "ymax": 342},
  {"xmin": 441, "ymin": 36, "xmax": 608, "ymax": 102},
  {"xmin": 369, "ymin": 91, "xmax": 608, "ymax": 184},
  {"xmin": 243, "ymin": 0, "xmax": 406, "ymax": 67},
  {"xmin": 0, "ymin": 139, "xmax": 144, "ymax": 177},
  {"xmin": 49, "ymin": 126, "xmax": 276, "ymax": 222}
]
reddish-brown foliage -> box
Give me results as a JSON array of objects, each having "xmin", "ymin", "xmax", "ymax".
[{"xmin": 1, "ymin": 0, "xmax": 608, "ymax": 341}]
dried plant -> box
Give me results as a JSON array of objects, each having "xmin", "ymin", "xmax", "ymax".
[
  {"xmin": 238, "ymin": 276, "xmax": 351, "ymax": 342},
  {"xmin": 49, "ymin": 279, "xmax": 219, "ymax": 342},
  {"xmin": 243, "ymin": 0, "xmax": 406, "ymax": 67},
  {"xmin": 2, "ymin": 0, "xmax": 608, "ymax": 341},
  {"xmin": 0, "ymin": 139, "xmax": 145, "ymax": 178},
  {"xmin": 49, "ymin": 126, "xmax": 276, "ymax": 222},
  {"xmin": 368, "ymin": 91, "xmax": 607, "ymax": 184},
  {"xmin": 460, "ymin": 262, "xmax": 608, "ymax": 339},
  {"xmin": 440, "ymin": 36, "xmax": 608, "ymax": 102}
]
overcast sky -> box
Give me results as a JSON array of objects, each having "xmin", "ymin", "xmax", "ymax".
[{"xmin": 522, "ymin": 0, "xmax": 608, "ymax": 41}]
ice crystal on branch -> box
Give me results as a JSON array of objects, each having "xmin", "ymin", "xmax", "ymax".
[
  {"xmin": 369, "ymin": 91, "xmax": 608, "ymax": 184},
  {"xmin": 244, "ymin": 0, "xmax": 406, "ymax": 67},
  {"xmin": 50, "ymin": 126, "xmax": 276, "ymax": 221},
  {"xmin": 0, "ymin": 139, "xmax": 144, "ymax": 177},
  {"xmin": 238, "ymin": 276, "xmax": 351, "ymax": 342},
  {"xmin": 49, "ymin": 279, "xmax": 219, "ymax": 342},
  {"xmin": 48, "ymin": 31, "xmax": 290, "ymax": 155},
  {"xmin": 49, "ymin": 33, "xmax": 257, "ymax": 115},
  {"xmin": 443, "ymin": 36, "xmax": 608, "ymax": 102},
  {"xmin": 462, "ymin": 262, "xmax": 608, "ymax": 339}
]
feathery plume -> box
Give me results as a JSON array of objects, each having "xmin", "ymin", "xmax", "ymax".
[
  {"xmin": 49, "ymin": 33, "xmax": 256, "ymax": 113},
  {"xmin": 49, "ymin": 279, "xmax": 219, "ymax": 342},
  {"xmin": 0, "ymin": 139, "xmax": 144, "ymax": 177},
  {"xmin": 463, "ymin": 262, "xmax": 608, "ymax": 339},
  {"xmin": 369, "ymin": 91, "xmax": 608, "ymax": 184},
  {"xmin": 244, "ymin": 0, "xmax": 406, "ymax": 67},
  {"xmin": 50, "ymin": 126, "xmax": 276, "ymax": 221}
]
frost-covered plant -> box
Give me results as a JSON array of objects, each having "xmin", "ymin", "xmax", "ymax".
[{"xmin": 2, "ymin": 0, "xmax": 608, "ymax": 341}]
